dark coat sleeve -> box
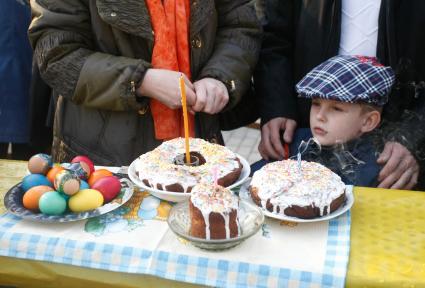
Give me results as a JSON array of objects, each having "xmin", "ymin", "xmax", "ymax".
[
  {"xmin": 254, "ymin": 0, "xmax": 297, "ymax": 125},
  {"xmin": 28, "ymin": 0, "xmax": 149, "ymax": 112},
  {"xmin": 198, "ymin": 0, "xmax": 262, "ymax": 110}
]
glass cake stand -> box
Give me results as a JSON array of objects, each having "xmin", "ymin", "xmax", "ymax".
[{"xmin": 167, "ymin": 200, "xmax": 264, "ymax": 250}]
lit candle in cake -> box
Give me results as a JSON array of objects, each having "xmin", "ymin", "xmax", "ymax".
[{"xmin": 179, "ymin": 75, "xmax": 191, "ymax": 164}]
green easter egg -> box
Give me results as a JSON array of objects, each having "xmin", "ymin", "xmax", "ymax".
[{"xmin": 39, "ymin": 191, "xmax": 67, "ymax": 215}]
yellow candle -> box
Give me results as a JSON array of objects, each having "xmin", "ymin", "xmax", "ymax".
[{"xmin": 179, "ymin": 75, "xmax": 191, "ymax": 164}]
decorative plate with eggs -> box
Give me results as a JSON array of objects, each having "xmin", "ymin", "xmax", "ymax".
[{"xmin": 3, "ymin": 154, "xmax": 134, "ymax": 222}]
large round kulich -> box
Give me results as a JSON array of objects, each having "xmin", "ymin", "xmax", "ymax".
[
  {"xmin": 135, "ymin": 138, "xmax": 242, "ymax": 193},
  {"xmin": 249, "ymin": 159, "xmax": 346, "ymax": 219}
]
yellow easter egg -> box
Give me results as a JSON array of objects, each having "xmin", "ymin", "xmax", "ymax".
[{"xmin": 68, "ymin": 189, "xmax": 104, "ymax": 212}]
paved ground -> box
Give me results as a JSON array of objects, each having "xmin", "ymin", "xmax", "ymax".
[{"xmin": 222, "ymin": 127, "xmax": 261, "ymax": 164}]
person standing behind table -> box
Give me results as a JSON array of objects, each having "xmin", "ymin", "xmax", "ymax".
[
  {"xmin": 28, "ymin": 0, "xmax": 261, "ymax": 166},
  {"xmin": 254, "ymin": 0, "xmax": 425, "ymax": 190},
  {"xmin": 0, "ymin": 0, "xmax": 34, "ymax": 159}
]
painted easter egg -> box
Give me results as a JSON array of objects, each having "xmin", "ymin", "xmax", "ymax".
[
  {"xmin": 46, "ymin": 165, "xmax": 65, "ymax": 183},
  {"xmin": 22, "ymin": 185, "xmax": 55, "ymax": 211},
  {"xmin": 27, "ymin": 153, "xmax": 52, "ymax": 175},
  {"xmin": 91, "ymin": 176, "xmax": 121, "ymax": 203},
  {"xmin": 21, "ymin": 174, "xmax": 53, "ymax": 192},
  {"xmin": 68, "ymin": 189, "xmax": 104, "ymax": 212},
  {"xmin": 60, "ymin": 162, "xmax": 72, "ymax": 169},
  {"xmin": 39, "ymin": 191, "xmax": 67, "ymax": 215},
  {"xmin": 66, "ymin": 162, "xmax": 89, "ymax": 180},
  {"xmin": 88, "ymin": 169, "xmax": 113, "ymax": 187},
  {"xmin": 71, "ymin": 155, "xmax": 94, "ymax": 176},
  {"xmin": 54, "ymin": 170, "xmax": 80, "ymax": 196}
]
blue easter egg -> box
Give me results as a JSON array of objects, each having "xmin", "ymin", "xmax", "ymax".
[
  {"xmin": 80, "ymin": 180, "xmax": 90, "ymax": 190},
  {"xmin": 21, "ymin": 174, "xmax": 53, "ymax": 192}
]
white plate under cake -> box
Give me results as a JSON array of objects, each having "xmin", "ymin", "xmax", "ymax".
[
  {"xmin": 134, "ymin": 138, "xmax": 243, "ymax": 193},
  {"xmin": 249, "ymin": 160, "xmax": 346, "ymax": 219}
]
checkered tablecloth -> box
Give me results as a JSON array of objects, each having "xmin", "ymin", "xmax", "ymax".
[{"xmin": 0, "ymin": 197, "xmax": 350, "ymax": 288}]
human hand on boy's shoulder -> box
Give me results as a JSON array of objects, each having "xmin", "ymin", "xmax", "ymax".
[
  {"xmin": 258, "ymin": 117, "xmax": 297, "ymax": 160},
  {"xmin": 377, "ymin": 142, "xmax": 419, "ymax": 190}
]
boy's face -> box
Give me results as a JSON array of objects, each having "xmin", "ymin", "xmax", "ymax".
[{"xmin": 310, "ymin": 99, "xmax": 370, "ymax": 146}]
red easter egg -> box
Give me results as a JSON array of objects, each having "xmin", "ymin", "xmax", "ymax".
[
  {"xmin": 71, "ymin": 155, "xmax": 95, "ymax": 176},
  {"xmin": 91, "ymin": 176, "xmax": 121, "ymax": 203}
]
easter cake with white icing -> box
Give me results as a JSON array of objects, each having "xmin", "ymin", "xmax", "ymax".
[
  {"xmin": 135, "ymin": 138, "xmax": 242, "ymax": 193},
  {"xmin": 249, "ymin": 160, "xmax": 346, "ymax": 219},
  {"xmin": 189, "ymin": 183, "xmax": 240, "ymax": 240}
]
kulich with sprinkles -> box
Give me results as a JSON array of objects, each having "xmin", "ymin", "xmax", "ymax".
[
  {"xmin": 249, "ymin": 160, "xmax": 346, "ymax": 219},
  {"xmin": 190, "ymin": 182, "xmax": 240, "ymax": 240},
  {"xmin": 135, "ymin": 138, "xmax": 242, "ymax": 193}
]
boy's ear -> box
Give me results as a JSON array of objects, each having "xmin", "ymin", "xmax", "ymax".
[{"xmin": 361, "ymin": 110, "xmax": 381, "ymax": 133}]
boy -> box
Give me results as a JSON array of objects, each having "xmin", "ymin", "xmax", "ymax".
[{"xmin": 293, "ymin": 55, "xmax": 395, "ymax": 186}]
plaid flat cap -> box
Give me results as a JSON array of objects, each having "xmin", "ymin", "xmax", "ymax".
[{"xmin": 296, "ymin": 55, "xmax": 395, "ymax": 106}]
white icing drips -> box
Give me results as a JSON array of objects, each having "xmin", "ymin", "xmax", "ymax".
[
  {"xmin": 223, "ymin": 212, "xmax": 230, "ymax": 239},
  {"xmin": 250, "ymin": 160, "xmax": 345, "ymax": 217},
  {"xmin": 135, "ymin": 138, "xmax": 240, "ymax": 192},
  {"xmin": 201, "ymin": 210, "xmax": 211, "ymax": 240},
  {"xmin": 191, "ymin": 183, "xmax": 239, "ymax": 240}
]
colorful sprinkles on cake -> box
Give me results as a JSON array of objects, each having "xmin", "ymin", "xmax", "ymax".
[
  {"xmin": 191, "ymin": 183, "xmax": 240, "ymax": 240},
  {"xmin": 135, "ymin": 138, "xmax": 241, "ymax": 193},
  {"xmin": 250, "ymin": 160, "xmax": 345, "ymax": 217}
]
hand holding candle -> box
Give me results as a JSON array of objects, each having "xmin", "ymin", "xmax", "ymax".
[{"xmin": 179, "ymin": 75, "xmax": 191, "ymax": 164}]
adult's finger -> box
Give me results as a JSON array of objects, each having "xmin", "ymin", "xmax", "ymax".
[
  {"xmin": 405, "ymin": 171, "xmax": 419, "ymax": 190},
  {"xmin": 185, "ymin": 85, "xmax": 197, "ymax": 106},
  {"xmin": 203, "ymin": 86, "xmax": 215, "ymax": 114},
  {"xmin": 283, "ymin": 120, "xmax": 296, "ymax": 143},
  {"xmin": 261, "ymin": 126, "xmax": 281, "ymax": 160},
  {"xmin": 377, "ymin": 172, "xmax": 399, "ymax": 188},
  {"xmin": 390, "ymin": 167, "xmax": 414, "ymax": 189},
  {"xmin": 193, "ymin": 83, "xmax": 207, "ymax": 112},
  {"xmin": 377, "ymin": 142, "xmax": 394, "ymax": 164},
  {"xmin": 378, "ymin": 147, "xmax": 402, "ymax": 182},
  {"xmin": 269, "ymin": 120, "xmax": 285, "ymax": 158},
  {"xmin": 212, "ymin": 87, "xmax": 224, "ymax": 114},
  {"xmin": 218, "ymin": 88, "xmax": 229, "ymax": 112}
]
